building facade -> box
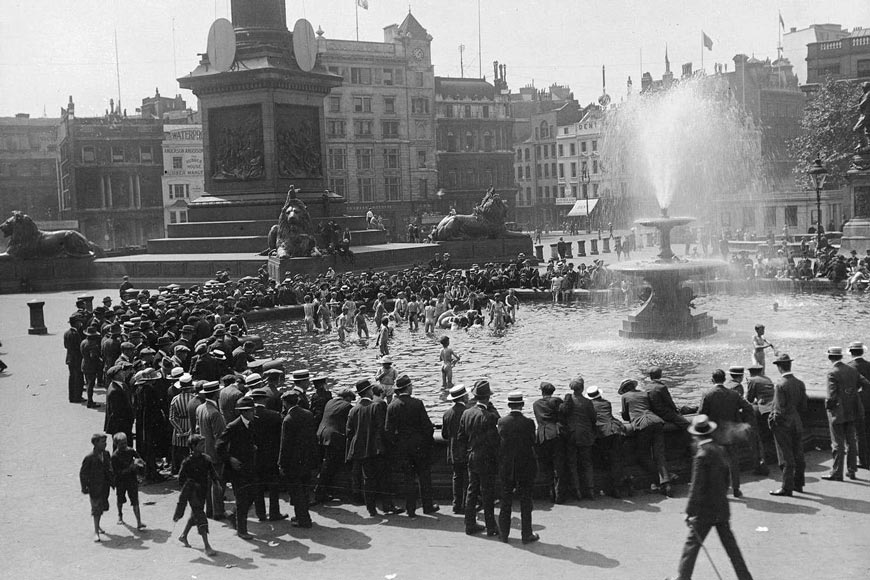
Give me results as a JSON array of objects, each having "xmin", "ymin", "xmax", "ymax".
[
  {"xmin": 161, "ymin": 124, "xmax": 204, "ymax": 232},
  {"xmin": 317, "ymin": 13, "xmax": 438, "ymax": 232},
  {"xmin": 0, "ymin": 114, "xmax": 60, "ymax": 224},
  {"xmin": 58, "ymin": 97, "xmax": 165, "ymax": 249},
  {"xmin": 434, "ymin": 65, "xmax": 515, "ymax": 216},
  {"xmin": 804, "ymin": 28, "xmax": 870, "ymax": 91},
  {"xmin": 782, "ymin": 24, "xmax": 850, "ymax": 86}
]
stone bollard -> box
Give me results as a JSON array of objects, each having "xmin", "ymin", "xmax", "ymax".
[
  {"xmin": 534, "ymin": 244, "xmax": 544, "ymax": 261},
  {"xmin": 576, "ymin": 239, "xmax": 587, "ymax": 256},
  {"xmin": 27, "ymin": 301, "xmax": 48, "ymax": 335},
  {"xmin": 549, "ymin": 243, "xmax": 560, "ymax": 260},
  {"xmin": 77, "ymin": 295, "xmax": 94, "ymax": 312},
  {"xmin": 602, "ymin": 238, "xmax": 611, "ymax": 253},
  {"xmin": 590, "ymin": 239, "xmax": 599, "ymax": 255},
  {"xmin": 564, "ymin": 243, "xmax": 573, "ymax": 258},
  {"xmin": 646, "ymin": 232, "xmax": 654, "ymax": 247}
]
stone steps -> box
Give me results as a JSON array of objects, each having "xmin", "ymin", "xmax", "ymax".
[
  {"xmin": 150, "ymin": 228, "xmax": 389, "ymax": 254},
  {"xmin": 167, "ymin": 216, "xmax": 371, "ymax": 238}
]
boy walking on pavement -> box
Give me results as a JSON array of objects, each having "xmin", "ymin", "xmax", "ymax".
[
  {"xmin": 80, "ymin": 433, "xmax": 113, "ymax": 542},
  {"xmin": 110, "ymin": 432, "xmax": 145, "ymax": 529}
]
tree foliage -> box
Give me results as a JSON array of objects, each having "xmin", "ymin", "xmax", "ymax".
[{"xmin": 788, "ymin": 77, "xmax": 861, "ymax": 189}]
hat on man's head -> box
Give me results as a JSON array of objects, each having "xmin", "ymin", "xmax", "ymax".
[
  {"xmin": 211, "ymin": 349, "xmax": 227, "ymax": 361},
  {"xmin": 133, "ymin": 368, "xmax": 162, "ymax": 384},
  {"xmin": 539, "ymin": 381, "xmax": 556, "ymax": 394},
  {"xmin": 618, "ymin": 378, "xmax": 638, "ymax": 395},
  {"xmin": 447, "ymin": 384, "xmax": 467, "ymax": 401},
  {"xmin": 139, "ymin": 347, "xmax": 156, "ymax": 356},
  {"xmin": 181, "ymin": 324, "xmax": 195, "ymax": 334},
  {"xmin": 245, "ymin": 373, "xmax": 264, "ymax": 389},
  {"xmin": 355, "ymin": 379, "xmax": 373, "ymax": 395},
  {"xmin": 91, "ymin": 432, "xmax": 108, "ymax": 444},
  {"xmin": 827, "ymin": 346, "xmax": 843, "ymax": 357},
  {"xmin": 174, "ymin": 344, "xmax": 190, "ymax": 354},
  {"xmin": 471, "ymin": 379, "xmax": 492, "ymax": 399},
  {"xmin": 585, "ymin": 386, "xmax": 602, "ymax": 399},
  {"xmin": 688, "ymin": 414, "xmax": 717, "ymax": 436},
  {"xmin": 235, "ymin": 396, "xmax": 255, "ymax": 411},
  {"xmin": 198, "ymin": 380, "xmax": 221, "ymax": 395},
  {"xmin": 170, "ymin": 366, "xmax": 185, "ymax": 379},
  {"xmin": 380, "ymin": 356, "xmax": 393, "ymax": 365},
  {"xmin": 728, "ymin": 366, "xmax": 744, "ymax": 375},
  {"xmin": 156, "ymin": 335, "xmax": 172, "ymax": 347},
  {"xmin": 848, "ymin": 341, "xmax": 865, "ymax": 353},
  {"xmin": 395, "ymin": 375, "xmax": 412, "ymax": 391},
  {"xmin": 249, "ymin": 387, "xmax": 271, "ymax": 400},
  {"xmin": 771, "ymin": 353, "xmax": 793, "ymax": 365},
  {"xmin": 507, "ymin": 391, "xmax": 524, "ymax": 405},
  {"xmin": 175, "ymin": 373, "xmax": 193, "ymax": 390},
  {"xmin": 747, "ymin": 362, "xmax": 763, "ymax": 373},
  {"xmin": 293, "ymin": 369, "xmax": 310, "ymax": 382}
]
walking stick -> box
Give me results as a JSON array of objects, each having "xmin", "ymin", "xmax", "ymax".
[{"xmin": 688, "ymin": 520, "xmax": 724, "ymax": 580}]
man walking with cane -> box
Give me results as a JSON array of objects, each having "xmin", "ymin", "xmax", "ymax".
[{"xmin": 668, "ymin": 414, "xmax": 753, "ymax": 580}]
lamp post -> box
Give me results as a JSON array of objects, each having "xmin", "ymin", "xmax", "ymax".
[
  {"xmin": 581, "ymin": 167, "xmax": 591, "ymax": 234},
  {"xmin": 807, "ymin": 157, "xmax": 828, "ymax": 249}
]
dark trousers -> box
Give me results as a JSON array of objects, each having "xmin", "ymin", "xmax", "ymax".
[
  {"xmin": 397, "ymin": 450, "xmax": 434, "ymax": 513},
  {"xmin": 772, "ymin": 423, "xmax": 805, "ymax": 491},
  {"xmin": 857, "ymin": 410, "xmax": 870, "ymax": 467},
  {"xmin": 724, "ymin": 444, "xmax": 742, "ymax": 492},
  {"xmin": 498, "ymin": 477, "xmax": 533, "ymax": 541},
  {"xmin": 635, "ymin": 424, "xmax": 670, "ymax": 485},
  {"xmin": 286, "ymin": 469, "xmax": 312, "ymax": 525},
  {"xmin": 68, "ymin": 364, "xmax": 84, "ymax": 402},
  {"xmin": 314, "ymin": 445, "xmax": 345, "ymax": 501},
  {"xmin": 754, "ymin": 411, "xmax": 775, "ymax": 466},
  {"xmin": 230, "ymin": 477, "xmax": 256, "ymax": 535},
  {"xmin": 171, "ymin": 445, "xmax": 188, "ymax": 475},
  {"xmin": 206, "ymin": 464, "xmax": 226, "ymax": 519},
  {"xmin": 565, "ymin": 440, "xmax": 594, "ymax": 498},
  {"xmin": 677, "ymin": 519, "xmax": 753, "ymax": 580},
  {"xmin": 83, "ymin": 372, "xmax": 98, "ymax": 404},
  {"xmin": 464, "ymin": 464, "xmax": 497, "ymax": 533},
  {"xmin": 829, "ymin": 420, "xmax": 858, "ymax": 477},
  {"xmin": 537, "ymin": 437, "xmax": 570, "ymax": 501},
  {"xmin": 450, "ymin": 462, "xmax": 468, "ymax": 511},
  {"xmin": 253, "ymin": 469, "xmax": 282, "ymax": 519},
  {"xmin": 596, "ymin": 434, "xmax": 626, "ymax": 493},
  {"xmin": 360, "ymin": 456, "xmax": 389, "ymax": 512}
]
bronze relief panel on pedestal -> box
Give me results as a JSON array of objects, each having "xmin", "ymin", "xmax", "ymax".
[
  {"xmin": 209, "ymin": 104, "xmax": 265, "ymax": 181},
  {"xmin": 275, "ymin": 104, "xmax": 323, "ymax": 179}
]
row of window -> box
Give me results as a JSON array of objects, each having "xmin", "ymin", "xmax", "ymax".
[
  {"xmin": 442, "ymin": 168, "xmax": 499, "ymax": 189},
  {"xmin": 327, "ymin": 66, "xmax": 427, "ymax": 88},
  {"xmin": 81, "ymin": 145, "xmax": 154, "ymax": 164},
  {"xmin": 441, "ymin": 104, "xmax": 491, "ymax": 119},
  {"xmin": 519, "ymin": 183, "xmax": 600, "ymax": 204},
  {"xmin": 326, "ymin": 119, "xmax": 402, "ymax": 138},
  {"xmin": 327, "ymin": 147, "xmax": 428, "ymax": 171},
  {"xmin": 516, "ymin": 160, "xmax": 598, "ymax": 180},
  {"xmin": 169, "ymin": 183, "xmax": 190, "ymax": 199},
  {"xmin": 327, "ymin": 176, "xmax": 405, "ymax": 202},
  {"xmin": 169, "ymin": 209, "xmax": 188, "ymax": 224},
  {"xmin": 329, "ymin": 95, "xmax": 430, "ymax": 115},
  {"xmin": 0, "ymin": 161, "xmax": 55, "ymax": 177},
  {"xmin": 515, "ymin": 140, "xmax": 598, "ymax": 162}
]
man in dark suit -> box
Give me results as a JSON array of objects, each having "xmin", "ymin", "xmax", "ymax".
[
  {"xmin": 249, "ymin": 387, "xmax": 286, "ymax": 521},
  {"xmin": 846, "ymin": 341, "xmax": 870, "ymax": 469},
  {"xmin": 561, "ymin": 377, "xmax": 596, "ymax": 500},
  {"xmin": 647, "ymin": 367, "xmax": 691, "ymax": 429},
  {"xmin": 385, "ymin": 375, "xmax": 438, "ymax": 518},
  {"xmin": 724, "ymin": 366, "xmax": 745, "ymax": 397},
  {"xmin": 533, "ymin": 381, "xmax": 568, "ymax": 502},
  {"xmin": 768, "ymin": 354, "xmax": 808, "ymax": 496},
  {"xmin": 823, "ymin": 346, "xmax": 868, "ymax": 481},
  {"xmin": 699, "ymin": 368, "xmax": 754, "ymax": 498},
  {"xmin": 497, "ymin": 391, "xmax": 539, "ymax": 544},
  {"xmin": 64, "ymin": 315, "xmax": 85, "ymax": 403},
  {"xmin": 587, "ymin": 385, "xmax": 629, "ymax": 498},
  {"xmin": 314, "ymin": 388, "xmax": 354, "ymax": 504},
  {"xmin": 104, "ymin": 363, "xmax": 135, "ymax": 445},
  {"xmin": 670, "ymin": 415, "xmax": 753, "ymax": 580},
  {"xmin": 441, "ymin": 384, "xmax": 469, "ymax": 514},
  {"xmin": 216, "ymin": 397, "xmax": 258, "ymax": 539},
  {"xmin": 746, "ymin": 363, "xmax": 775, "ymax": 475},
  {"xmin": 279, "ymin": 389, "xmax": 318, "ymax": 527},
  {"xmin": 458, "ymin": 379, "xmax": 500, "ymax": 537}
]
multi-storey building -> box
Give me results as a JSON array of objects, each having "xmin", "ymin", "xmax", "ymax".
[
  {"xmin": 317, "ymin": 12, "xmax": 437, "ymax": 231},
  {"xmin": 804, "ymin": 27, "xmax": 870, "ymax": 92},
  {"xmin": 161, "ymin": 124, "xmax": 204, "ymax": 231},
  {"xmin": 0, "ymin": 114, "xmax": 60, "ymax": 225},
  {"xmin": 58, "ymin": 97, "xmax": 165, "ymax": 249},
  {"xmin": 554, "ymin": 106, "xmax": 610, "ymax": 225},
  {"xmin": 782, "ymin": 24, "xmax": 850, "ymax": 86},
  {"xmin": 434, "ymin": 63, "xmax": 515, "ymax": 215}
]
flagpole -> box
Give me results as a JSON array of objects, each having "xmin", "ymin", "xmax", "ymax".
[
  {"xmin": 701, "ymin": 31, "xmax": 704, "ymax": 72},
  {"xmin": 355, "ymin": 0, "xmax": 359, "ymax": 41}
]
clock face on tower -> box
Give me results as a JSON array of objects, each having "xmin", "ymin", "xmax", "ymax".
[{"xmin": 412, "ymin": 47, "xmax": 424, "ymax": 62}]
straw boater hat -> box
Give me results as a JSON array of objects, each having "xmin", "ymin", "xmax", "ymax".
[
  {"xmin": 245, "ymin": 373, "xmax": 264, "ymax": 389},
  {"xmin": 380, "ymin": 356, "xmax": 393, "ymax": 365},
  {"xmin": 293, "ymin": 369, "xmax": 310, "ymax": 382},
  {"xmin": 728, "ymin": 366, "xmax": 744, "ymax": 375},
  {"xmin": 827, "ymin": 346, "xmax": 843, "ymax": 357},
  {"xmin": 585, "ymin": 386, "xmax": 602, "ymax": 399},
  {"xmin": 848, "ymin": 342, "xmax": 865, "ymax": 352},
  {"xmin": 447, "ymin": 384, "xmax": 467, "ymax": 401},
  {"xmin": 198, "ymin": 380, "xmax": 221, "ymax": 395},
  {"xmin": 175, "ymin": 373, "xmax": 193, "ymax": 390},
  {"xmin": 688, "ymin": 414, "xmax": 717, "ymax": 436},
  {"xmin": 507, "ymin": 391, "xmax": 524, "ymax": 406}
]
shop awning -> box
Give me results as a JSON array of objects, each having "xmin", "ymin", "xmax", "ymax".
[{"xmin": 566, "ymin": 198, "xmax": 599, "ymax": 217}]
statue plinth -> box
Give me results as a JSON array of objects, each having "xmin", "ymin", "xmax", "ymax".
[{"xmin": 840, "ymin": 164, "xmax": 870, "ymax": 255}]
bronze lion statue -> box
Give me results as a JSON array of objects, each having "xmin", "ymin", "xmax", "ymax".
[
  {"xmin": 434, "ymin": 188, "xmax": 525, "ymax": 241},
  {"xmin": 265, "ymin": 189, "xmax": 321, "ymax": 258},
  {"xmin": 0, "ymin": 211, "xmax": 103, "ymax": 260}
]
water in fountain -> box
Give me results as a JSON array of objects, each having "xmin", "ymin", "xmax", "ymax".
[{"xmin": 600, "ymin": 76, "xmax": 768, "ymax": 217}]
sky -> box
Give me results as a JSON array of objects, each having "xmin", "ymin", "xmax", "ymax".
[{"xmin": 0, "ymin": 0, "xmax": 866, "ymax": 118}]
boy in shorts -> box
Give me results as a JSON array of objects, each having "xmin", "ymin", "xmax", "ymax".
[
  {"xmin": 111, "ymin": 432, "xmax": 145, "ymax": 529},
  {"xmin": 80, "ymin": 433, "xmax": 113, "ymax": 542},
  {"xmin": 175, "ymin": 434, "xmax": 218, "ymax": 556}
]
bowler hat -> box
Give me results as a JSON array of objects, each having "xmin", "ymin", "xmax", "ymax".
[
  {"xmin": 356, "ymin": 379, "xmax": 373, "ymax": 395},
  {"xmin": 263, "ymin": 368, "xmax": 284, "ymax": 379},
  {"xmin": 827, "ymin": 346, "xmax": 843, "ymax": 357},
  {"xmin": 471, "ymin": 379, "xmax": 492, "ymax": 399},
  {"xmin": 249, "ymin": 387, "xmax": 271, "ymax": 399},
  {"xmin": 728, "ymin": 366, "xmax": 744, "ymax": 375},
  {"xmin": 507, "ymin": 391, "xmax": 524, "ymax": 405},
  {"xmin": 618, "ymin": 378, "xmax": 638, "ymax": 395},
  {"xmin": 234, "ymin": 396, "xmax": 255, "ymax": 411},
  {"xmin": 156, "ymin": 336, "xmax": 172, "ymax": 347},
  {"xmin": 198, "ymin": 380, "xmax": 221, "ymax": 395},
  {"xmin": 447, "ymin": 384, "xmax": 467, "ymax": 401},
  {"xmin": 771, "ymin": 353, "xmax": 793, "ymax": 365},
  {"xmin": 395, "ymin": 375, "xmax": 412, "ymax": 391},
  {"xmin": 688, "ymin": 414, "xmax": 718, "ymax": 436}
]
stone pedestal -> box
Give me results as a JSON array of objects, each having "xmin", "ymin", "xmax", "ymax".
[
  {"xmin": 564, "ymin": 244, "xmax": 573, "ymax": 259},
  {"xmin": 590, "ymin": 239, "xmax": 599, "ymax": 255},
  {"xmin": 534, "ymin": 245, "xmax": 544, "ymax": 261},
  {"xmin": 840, "ymin": 167, "xmax": 870, "ymax": 255},
  {"xmin": 27, "ymin": 301, "xmax": 47, "ymax": 335},
  {"xmin": 602, "ymin": 238, "xmax": 611, "ymax": 253},
  {"xmin": 549, "ymin": 243, "xmax": 559, "ymax": 260},
  {"xmin": 576, "ymin": 240, "xmax": 586, "ymax": 256}
]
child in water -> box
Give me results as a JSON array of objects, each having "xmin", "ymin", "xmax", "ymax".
[
  {"xmin": 302, "ymin": 295, "xmax": 317, "ymax": 333},
  {"xmin": 375, "ymin": 317, "xmax": 390, "ymax": 356},
  {"xmin": 407, "ymin": 294, "xmax": 420, "ymax": 331},
  {"xmin": 355, "ymin": 306, "xmax": 369, "ymax": 339},
  {"xmin": 439, "ymin": 335, "xmax": 461, "ymax": 390},
  {"xmin": 336, "ymin": 307, "xmax": 348, "ymax": 341},
  {"xmin": 424, "ymin": 299, "xmax": 437, "ymax": 334}
]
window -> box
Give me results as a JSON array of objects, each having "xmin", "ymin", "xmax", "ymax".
[
  {"xmin": 416, "ymin": 150, "xmax": 427, "ymax": 168},
  {"xmin": 384, "ymin": 148, "xmax": 399, "ymax": 169},
  {"xmin": 139, "ymin": 146, "xmax": 153, "ymax": 163},
  {"xmin": 569, "ymin": 142, "xmax": 576, "ymax": 156},
  {"xmin": 446, "ymin": 132, "xmax": 457, "ymax": 152},
  {"xmin": 327, "ymin": 148, "xmax": 347, "ymax": 171},
  {"xmin": 582, "ymin": 184, "xmax": 588, "ymax": 198},
  {"xmin": 385, "ymin": 176, "xmax": 400, "ymax": 201},
  {"xmin": 384, "ymin": 97, "xmax": 396, "ymax": 114},
  {"xmin": 448, "ymin": 170, "xmax": 458, "ymax": 187},
  {"xmin": 540, "ymin": 122, "xmax": 549, "ymax": 138},
  {"xmin": 517, "ymin": 167, "xmax": 523, "ymax": 180},
  {"xmin": 535, "ymin": 145, "xmax": 541, "ymax": 158},
  {"xmin": 544, "ymin": 186, "xmax": 550, "ymax": 198},
  {"xmin": 581, "ymin": 161, "xmax": 588, "ymax": 174},
  {"xmin": 581, "ymin": 141, "xmax": 587, "ymax": 153},
  {"xmin": 172, "ymin": 156, "xmax": 183, "ymax": 170},
  {"xmin": 593, "ymin": 183, "xmax": 599, "ymax": 196},
  {"xmin": 483, "ymin": 132, "xmax": 493, "ymax": 151},
  {"xmin": 592, "ymin": 160, "xmax": 598, "ymax": 174},
  {"xmin": 858, "ymin": 59, "xmax": 870, "ymax": 77},
  {"xmin": 327, "ymin": 65, "xmax": 344, "ymax": 78},
  {"xmin": 482, "ymin": 105, "xmax": 490, "ymax": 118},
  {"xmin": 516, "ymin": 149, "xmax": 522, "ymax": 161},
  {"xmin": 785, "ymin": 206, "xmax": 798, "ymax": 227},
  {"xmin": 82, "ymin": 146, "xmax": 96, "ymax": 163},
  {"xmin": 570, "ymin": 162, "xmax": 577, "ymax": 177},
  {"xmin": 535, "ymin": 164, "xmax": 541, "ymax": 177},
  {"xmin": 382, "ymin": 121, "xmax": 400, "ymax": 138},
  {"xmin": 558, "ymin": 144, "xmax": 564, "ymax": 157},
  {"xmin": 571, "ymin": 185, "xmax": 578, "ymax": 196},
  {"xmin": 170, "ymin": 183, "xmax": 190, "ymax": 199},
  {"xmin": 413, "ymin": 72, "xmax": 425, "ymax": 87},
  {"xmin": 543, "ymin": 145, "xmax": 548, "ymax": 159},
  {"xmin": 559, "ymin": 185, "xmax": 566, "ymax": 197},
  {"xmin": 358, "ymin": 177, "xmax": 373, "ymax": 202},
  {"xmin": 328, "ymin": 97, "xmax": 341, "ymax": 112},
  {"xmin": 559, "ymin": 164, "xmax": 564, "ymax": 178},
  {"xmin": 350, "ymin": 67, "xmax": 372, "ymax": 84},
  {"xmin": 483, "ymin": 169, "xmax": 493, "ymax": 186},
  {"xmin": 764, "ymin": 207, "xmax": 777, "ymax": 228},
  {"xmin": 464, "ymin": 131, "xmax": 474, "ymax": 151},
  {"xmin": 327, "ymin": 120, "xmax": 346, "ymax": 137},
  {"xmin": 464, "ymin": 105, "xmax": 472, "ymax": 118},
  {"xmin": 382, "ymin": 68, "xmax": 394, "ymax": 85},
  {"xmin": 592, "ymin": 140, "xmax": 598, "ymax": 152},
  {"xmin": 552, "ymin": 162, "xmax": 557, "ymax": 176},
  {"xmin": 544, "ymin": 164, "xmax": 549, "ymax": 178},
  {"xmin": 525, "ymin": 188, "xmax": 531, "ymax": 204},
  {"xmin": 742, "ymin": 206, "xmax": 756, "ymax": 228},
  {"xmin": 328, "ymin": 177, "xmax": 347, "ymax": 197},
  {"xmin": 169, "ymin": 210, "xmax": 188, "ymax": 224},
  {"xmin": 524, "ymin": 166, "xmax": 530, "ymax": 179},
  {"xmin": 524, "ymin": 148, "xmax": 530, "ymax": 161},
  {"xmin": 412, "ymin": 98, "xmax": 429, "ymax": 114},
  {"xmin": 111, "ymin": 146, "xmax": 125, "ymax": 163},
  {"xmin": 353, "ymin": 96, "xmax": 372, "ymax": 113},
  {"xmin": 536, "ymin": 186, "xmax": 542, "ymax": 199},
  {"xmin": 444, "ymin": 104, "xmax": 454, "ymax": 118},
  {"xmin": 356, "ymin": 148, "xmax": 373, "ymax": 170},
  {"xmin": 551, "ymin": 144, "xmax": 556, "ymax": 157},
  {"xmin": 464, "ymin": 169, "xmax": 476, "ymax": 187},
  {"xmin": 354, "ymin": 120, "xmax": 373, "ymax": 136}
]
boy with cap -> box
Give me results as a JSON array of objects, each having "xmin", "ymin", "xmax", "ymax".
[
  {"xmin": 441, "ymin": 384, "xmax": 469, "ymax": 514},
  {"xmin": 669, "ymin": 415, "xmax": 753, "ymax": 580},
  {"xmin": 79, "ymin": 433, "xmax": 113, "ymax": 542},
  {"xmin": 111, "ymin": 432, "xmax": 145, "ymax": 529},
  {"xmin": 497, "ymin": 391, "xmax": 539, "ymax": 544}
]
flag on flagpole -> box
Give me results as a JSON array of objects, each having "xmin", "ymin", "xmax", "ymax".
[
  {"xmin": 702, "ymin": 31, "xmax": 713, "ymax": 51},
  {"xmin": 357, "ymin": 0, "xmax": 369, "ymax": 9},
  {"xmin": 779, "ymin": 11, "xmax": 785, "ymax": 30}
]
